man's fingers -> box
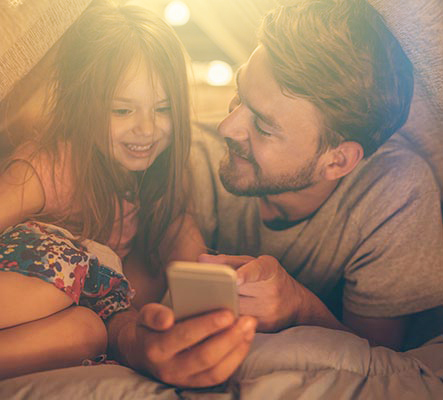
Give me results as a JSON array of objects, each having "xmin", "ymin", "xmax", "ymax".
[
  {"xmin": 137, "ymin": 308, "xmax": 237, "ymax": 364},
  {"xmin": 187, "ymin": 332, "xmax": 255, "ymax": 387},
  {"xmin": 236, "ymin": 256, "xmax": 277, "ymax": 285},
  {"xmin": 174, "ymin": 316, "xmax": 257, "ymax": 387},
  {"xmin": 158, "ymin": 309, "xmax": 236, "ymax": 354},
  {"xmin": 198, "ymin": 253, "xmax": 254, "ymax": 269},
  {"xmin": 137, "ymin": 303, "xmax": 175, "ymax": 331}
]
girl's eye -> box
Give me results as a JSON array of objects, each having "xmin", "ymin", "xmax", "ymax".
[
  {"xmin": 112, "ymin": 109, "xmax": 133, "ymax": 116},
  {"xmin": 155, "ymin": 106, "xmax": 171, "ymax": 113},
  {"xmin": 254, "ymin": 119, "xmax": 272, "ymax": 137}
]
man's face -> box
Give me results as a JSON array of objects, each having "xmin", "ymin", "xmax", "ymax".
[{"xmin": 218, "ymin": 46, "xmax": 325, "ymax": 197}]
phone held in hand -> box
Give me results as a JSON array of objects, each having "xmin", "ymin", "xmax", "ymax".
[{"xmin": 166, "ymin": 261, "xmax": 238, "ymax": 321}]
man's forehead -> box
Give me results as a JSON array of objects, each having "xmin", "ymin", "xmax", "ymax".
[
  {"xmin": 234, "ymin": 50, "xmax": 323, "ymax": 135},
  {"xmin": 235, "ymin": 46, "xmax": 266, "ymax": 83},
  {"xmin": 234, "ymin": 58, "xmax": 282, "ymax": 130}
]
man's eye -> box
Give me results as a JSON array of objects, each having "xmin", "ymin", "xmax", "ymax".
[
  {"xmin": 112, "ymin": 109, "xmax": 132, "ymax": 116},
  {"xmin": 254, "ymin": 119, "xmax": 271, "ymax": 137}
]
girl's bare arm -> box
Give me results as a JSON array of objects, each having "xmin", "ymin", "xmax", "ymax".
[
  {"xmin": 0, "ymin": 160, "xmax": 107, "ymax": 378},
  {"xmin": 0, "ymin": 306, "xmax": 107, "ymax": 380},
  {"xmin": 123, "ymin": 213, "xmax": 207, "ymax": 309},
  {"xmin": 0, "ymin": 160, "xmax": 73, "ymax": 328},
  {"xmin": 0, "ymin": 160, "xmax": 45, "ymax": 232}
]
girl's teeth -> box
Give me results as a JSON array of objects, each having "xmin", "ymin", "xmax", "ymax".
[{"xmin": 126, "ymin": 143, "xmax": 152, "ymax": 151}]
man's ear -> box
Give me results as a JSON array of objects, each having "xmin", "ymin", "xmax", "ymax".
[{"xmin": 320, "ymin": 141, "xmax": 364, "ymax": 181}]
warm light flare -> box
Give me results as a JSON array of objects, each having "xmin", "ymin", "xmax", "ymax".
[
  {"xmin": 164, "ymin": 1, "xmax": 190, "ymax": 26},
  {"xmin": 206, "ymin": 60, "xmax": 233, "ymax": 86}
]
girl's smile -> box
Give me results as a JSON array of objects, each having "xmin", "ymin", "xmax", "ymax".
[{"xmin": 123, "ymin": 141, "xmax": 155, "ymax": 154}]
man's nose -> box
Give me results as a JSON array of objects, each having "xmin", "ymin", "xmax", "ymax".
[{"xmin": 217, "ymin": 105, "xmax": 249, "ymax": 142}]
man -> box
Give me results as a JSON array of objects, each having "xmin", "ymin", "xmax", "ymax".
[{"xmin": 109, "ymin": 0, "xmax": 443, "ymax": 388}]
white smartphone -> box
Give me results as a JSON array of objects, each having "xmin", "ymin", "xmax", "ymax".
[{"xmin": 166, "ymin": 261, "xmax": 238, "ymax": 321}]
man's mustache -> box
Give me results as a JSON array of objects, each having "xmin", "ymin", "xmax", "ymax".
[{"xmin": 225, "ymin": 137, "xmax": 250, "ymax": 161}]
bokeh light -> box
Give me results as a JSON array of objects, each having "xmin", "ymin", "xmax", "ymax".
[
  {"xmin": 164, "ymin": 1, "xmax": 190, "ymax": 26},
  {"xmin": 206, "ymin": 60, "xmax": 233, "ymax": 86}
]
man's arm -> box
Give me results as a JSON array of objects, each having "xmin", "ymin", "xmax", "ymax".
[
  {"xmin": 342, "ymin": 309, "xmax": 410, "ymax": 350},
  {"xmin": 199, "ymin": 253, "xmax": 409, "ymax": 350},
  {"xmin": 292, "ymin": 283, "xmax": 409, "ymax": 350}
]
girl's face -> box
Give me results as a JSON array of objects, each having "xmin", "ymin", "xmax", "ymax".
[{"xmin": 110, "ymin": 61, "xmax": 172, "ymax": 172}]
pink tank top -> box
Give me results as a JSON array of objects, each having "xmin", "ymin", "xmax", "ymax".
[{"xmin": 16, "ymin": 142, "xmax": 138, "ymax": 259}]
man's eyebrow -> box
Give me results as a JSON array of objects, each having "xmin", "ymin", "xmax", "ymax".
[{"xmin": 235, "ymin": 66, "xmax": 281, "ymax": 130}]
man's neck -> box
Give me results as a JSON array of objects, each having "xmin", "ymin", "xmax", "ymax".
[{"xmin": 259, "ymin": 179, "xmax": 340, "ymax": 225}]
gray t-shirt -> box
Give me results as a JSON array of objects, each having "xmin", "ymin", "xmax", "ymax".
[{"xmin": 190, "ymin": 130, "xmax": 443, "ymax": 321}]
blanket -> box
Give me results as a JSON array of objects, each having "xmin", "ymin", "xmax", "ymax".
[{"xmin": 1, "ymin": 326, "xmax": 442, "ymax": 399}]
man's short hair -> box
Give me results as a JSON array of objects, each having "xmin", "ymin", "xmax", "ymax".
[{"xmin": 259, "ymin": 0, "xmax": 414, "ymax": 156}]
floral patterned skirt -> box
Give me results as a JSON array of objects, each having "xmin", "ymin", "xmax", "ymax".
[{"xmin": 0, "ymin": 221, "xmax": 134, "ymax": 320}]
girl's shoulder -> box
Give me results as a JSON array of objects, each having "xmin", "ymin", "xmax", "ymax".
[
  {"xmin": 10, "ymin": 141, "xmax": 74, "ymax": 215},
  {"xmin": 9, "ymin": 140, "xmax": 71, "ymax": 168}
]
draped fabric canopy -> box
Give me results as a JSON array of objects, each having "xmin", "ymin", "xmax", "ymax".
[{"xmin": 0, "ymin": 0, "xmax": 93, "ymax": 102}]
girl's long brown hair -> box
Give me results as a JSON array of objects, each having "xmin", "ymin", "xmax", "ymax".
[{"xmin": 30, "ymin": 0, "xmax": 192, "ymax": 274}]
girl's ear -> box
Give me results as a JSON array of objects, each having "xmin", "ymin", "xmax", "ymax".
[{"xmin": 320, "ymin": 141, "xmax": 364, "ymax": 181}]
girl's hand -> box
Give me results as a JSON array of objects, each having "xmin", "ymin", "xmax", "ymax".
[{"xmin": 133, "ymin": 303, "xmax": 257, "ymax": 388}]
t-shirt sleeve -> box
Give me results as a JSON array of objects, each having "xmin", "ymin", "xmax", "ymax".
[{"xmin": 343, "ymin": 151, "xmax": 443, "ymax": 318}]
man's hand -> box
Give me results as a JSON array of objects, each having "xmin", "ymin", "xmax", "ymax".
[
  {"xmin": 130, "ymin": 303, "xmax": 257, "ymax": 388},
  {"xmin": 199, "ymin": 254, "xmax": 303, "ymax": 332},
  {"xmin": 198, "ymin": 254, "xmax": 410, "ymax": 350}
]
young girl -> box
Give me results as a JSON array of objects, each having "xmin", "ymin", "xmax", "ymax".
[{"xmin": 0, "ymin": 0, "xmax": 205, "ymax": 379}]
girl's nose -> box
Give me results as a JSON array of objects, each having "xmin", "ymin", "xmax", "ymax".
[{"xmin": 135, "ymin": 112, "xmax": 154, "ymax": 136}]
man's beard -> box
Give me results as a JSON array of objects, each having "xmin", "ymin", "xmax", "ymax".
[{"xmin": 219, "ymin": 138, "xmax": 319, "ymax": 197}]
